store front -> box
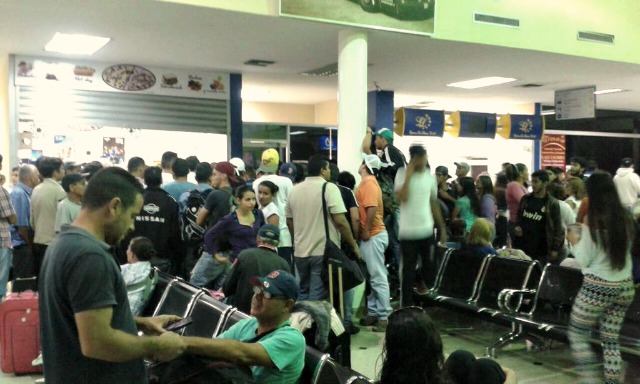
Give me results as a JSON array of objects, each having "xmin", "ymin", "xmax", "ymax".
[{"xmin": 9, "ymin": 56, "xmax": 231, "ymax": 167}]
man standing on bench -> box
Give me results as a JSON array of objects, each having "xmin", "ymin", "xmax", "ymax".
[{"xmin": 183, "ymin": 270, "xmax": 305, "ymax": 383}]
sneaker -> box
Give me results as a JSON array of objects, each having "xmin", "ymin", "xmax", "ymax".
[
  {"xmin": 345, "ymin": 324, "xmax": 361, "ymax": 335},
  {"xmin": 32, "ymin": 353, "xmax": 43, "ymax": 366},
  {"xmin": 372, "ymin": 320, "xmax": 388, "ymax": 333},
  {"xmin": 359, "ymin": 316, "xmax": 378, "ymax": 326}
]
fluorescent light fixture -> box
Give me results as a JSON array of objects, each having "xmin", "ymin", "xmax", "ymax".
[
  {"xmin": 289, "ymin": 131, "xmax": 306, "ymax": 135},
  {"xmin": 250, "ymin": 140, "xmax": 265, "ymax": 144},
  {"xmin": 447, "ymin": 76, "xmax": 517, "ymax": 89},
  {"xmin": 593, "ymin": 88, "xmax": 624, "ymax": 95},
  {"xmin": 541, "ymin": 110, "xmax": 556, "ymax": 115},
  {"xmin": 45, "ymin": 33, "xmax": 110, "ymax": 55}
]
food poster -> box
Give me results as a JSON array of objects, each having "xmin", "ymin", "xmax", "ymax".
[
  {"xmin": 103, "ymin": 137, "xmax": 125, "ymax": 165},
  {"xmin": 14, "ymin": 56, "xmax": 229, "ymax": 100}
]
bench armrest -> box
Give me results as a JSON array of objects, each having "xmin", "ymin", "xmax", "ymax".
[{"xmin": 498, "ymin": 289, "xmax": 536, "ymax": 314}]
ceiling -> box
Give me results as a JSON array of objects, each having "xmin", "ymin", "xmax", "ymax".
[{"xmin": 2, "ymin": 0, "xmax": 640, "ymax": 114}]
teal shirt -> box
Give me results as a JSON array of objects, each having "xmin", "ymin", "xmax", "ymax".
[
  {"xmin": 218, "ymin": 317, "xmax": 305, "ymax": 384},
  {"xmin": 456, "ymin": 196, "xmax": 478, "ymax": 231}
]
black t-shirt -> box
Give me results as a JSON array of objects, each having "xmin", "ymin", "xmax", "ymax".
[
  {"xmin": 337, "ymin": 184, "xmax": 358, "ymax": 237},
  {"xmin": 39, "ymin": 226, "xmax": 146, "ymax": 384},
  {"xmin": 519, "ymin": 196, "xmax": 548, "ymax": 258},
  {"xmin": 223, "ymin": 246, "xmax": 291, "ymax": 314},
  {"xmin": 203, "ymin": 186, "xmax": 233, "ymax": 228},
  {"xmin": 380, "ymin": 144, "xmax": 406, "ymax": 182}
]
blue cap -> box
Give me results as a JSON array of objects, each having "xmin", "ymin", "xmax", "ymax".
[
  {"xmin": 279, "ymin": 162, "xmax": 297, "ymax": 182},
  {"xmin": 251, "ymin": 270, "xmax": 299, "ymax": 301}
]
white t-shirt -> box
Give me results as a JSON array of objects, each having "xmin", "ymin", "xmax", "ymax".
[
  {"xmin": 394, "ymin": 168, "xmax": 437, "ymax": 240},
  {"xmin": 261, "ymin": 201, "xmax": 289, "ymax": 247},
  {"xmin": 253, "ymin": 174, "xmax": 294, "ymax": 247}
]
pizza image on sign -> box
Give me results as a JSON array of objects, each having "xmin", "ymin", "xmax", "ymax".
[{"xmin": 102, "ymin": 64, "xmax": 156, "ymax": 91}]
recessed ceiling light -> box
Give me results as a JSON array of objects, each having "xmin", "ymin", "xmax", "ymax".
[
  {"xmin": 447, "ymin": 76, "xmax": 517, "ymax": 89},
  {"xmin": 593, "ymin": 88, "xmax": 625, "ymax": 95},
  {"xmin": 45, "ymin": 33, "xmax": 111, "ymax": 55}
]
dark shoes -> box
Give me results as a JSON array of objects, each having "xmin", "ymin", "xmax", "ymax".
[
  {"xmin": 359, "ymin": 316, "xmax": 377, "ymax": 326},
  {"xmin": 358, "ymin": 316, "xmax": 388, "ymax": 332},
  {"xmin": 345, "ymin": 323, "xmax": 361, "ymax": 335}
]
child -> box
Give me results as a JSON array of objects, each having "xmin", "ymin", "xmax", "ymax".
[
  {"xmin": 54, "ymin": 173, "xmax": 86, "ymax": 233},
  {"xmin": 121, "ymin": 236, "xmax": 156, "ymax": 316}
]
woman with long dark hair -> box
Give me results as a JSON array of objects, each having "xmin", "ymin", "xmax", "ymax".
[
  {"xmin": 378, "ymin": 307, "xmax": 516, "ymax": 384},
  {"xmin": 567, "ymin": 171, "xmax": 635, "ymax": 384},
  {"xmin": 452, "ymin": 176, "xmax": 480, "ymax": 231},
  {"xmin": 476, "ymin": 175, "xmax": 497, "ymax": 226},
  {"xmin": 505, "ymin": 163, "xmax": 528, "ymax": 248}
]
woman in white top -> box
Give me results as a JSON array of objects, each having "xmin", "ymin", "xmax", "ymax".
[
  {"xmin": 257, "ymin": 180, "xmax": 281, "ymax": 227},
  {"xmin": 567, "ymin": 172, "xmax": 635, "ymax": 384},
  {"xmin": 564, "ymin": 176, "xmax": 585, "ymax": 215}
]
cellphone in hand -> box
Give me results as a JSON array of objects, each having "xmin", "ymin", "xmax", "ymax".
[{"xmin": 164, "ymin": 317, "xmax": 193, "ymax": 332}]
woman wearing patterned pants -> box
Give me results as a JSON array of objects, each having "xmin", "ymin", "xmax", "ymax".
[{"xmin": 567, "ymin": 172, "xmax": 635, "ymax": 384}]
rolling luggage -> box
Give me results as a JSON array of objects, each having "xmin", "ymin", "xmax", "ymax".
[
  {"xmin": 327, "ymin": 263, "xmax": 352, "ymax": 368},
  {"xmin": 11, "ymin": 276, "xmax": 38, "ymax": 293},
  {"xmin": 0, "ymin": 291, "xmax": 42, "ymax": 374}
]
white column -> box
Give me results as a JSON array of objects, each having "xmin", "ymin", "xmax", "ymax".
[{"xmin": 337, "ymin": 29, "xmax": 367, "ymax": 181}]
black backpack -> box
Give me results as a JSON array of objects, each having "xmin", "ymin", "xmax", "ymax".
[{"xmin": 181, "ymin": 188, "xmax": 214, "ymax": 244}]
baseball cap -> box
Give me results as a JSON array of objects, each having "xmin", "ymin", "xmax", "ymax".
[
  {"xmin": 61, "ymin": 173, "xmax": 86, "ymax": 193},
  {"xmin": 258, "ymin": 148, "xmax": 280, "ymax": 174},
  {"xmin": 250, "ymin": 270, "xmax": 299, "ymax": 301},
  {"xmin": 229, "ymin": 157, "xmax": 245, "ymax": 175},
  {"xmin": 621, "ymin": 157, "xmax": 634, "ymax": 167},
  {"xmin": 454, "ymin": 162, "xmax": 470, "ymax": 173},
  {"xmin": 435, "ymin": 166, "xmax": 451, "ymax": 179},
  {"xmin": 279, "ymin": 162, "xmax": 297, "ymax": 182},
  {"xmin": 257, "ymin": 224, "xmax": 280, "ymax": 243},
  {"xmin": 362, "ymin": 153, "xmax": 383, "ymax": 174},
  {"xmin": 214, "ymin": 161, "xmax": 236, "ymax": 179},
  {"xmin": 376, "ymin": 127, "xmax": 394, "ymax": 143}
]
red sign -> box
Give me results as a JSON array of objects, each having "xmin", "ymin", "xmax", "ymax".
[{"xmin": 540, "ymin": 134, "xmax": 566, "ymax": 168}]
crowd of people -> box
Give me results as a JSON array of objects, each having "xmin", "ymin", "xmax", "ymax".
[{"xmin": 0, "ymin": 129, "xmax": 639, "ymax": 383}]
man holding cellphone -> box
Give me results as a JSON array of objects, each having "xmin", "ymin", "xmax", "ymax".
[
  {"xmin": 183, "ymin": 270, "xmax": 305, "ymax": 383},
  {"xmin": 39, "ymin": 168, "xmax": 186, "ymax": 384}
]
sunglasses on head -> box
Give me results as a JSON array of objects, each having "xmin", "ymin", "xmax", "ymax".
[{"xmin": 252, "ymin": 285, "xmax": 286, "ymax": 300}]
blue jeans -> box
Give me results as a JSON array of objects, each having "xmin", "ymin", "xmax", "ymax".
[
  {"xmin": 189, "ymin": 251, "xmax": 227, "ymax": 289},
  {"xmin": 294, "ymin": 255, "xmax": 326, "ymax": 301},
  {"xmin": 0, "ymin": 248, "xmax": 12, "ymax": 298},
  {"xmin": 343, "ymin": 288, "xmax": 355, "ymax": 326},
  {"xmin": 361, "ymin": 230, "xmax": 391, "ymax": 320}
]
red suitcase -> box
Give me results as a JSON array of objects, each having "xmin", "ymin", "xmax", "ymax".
[{"xmin": 0, "ymin": 291, "xmax": 42, "ymax": 374}]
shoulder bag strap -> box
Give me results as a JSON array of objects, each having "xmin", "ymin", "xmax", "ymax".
[{"xmin": 321, "ymin": 182, "xmax": 330, "ymax": 245}]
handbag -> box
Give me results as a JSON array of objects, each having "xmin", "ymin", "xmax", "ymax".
[{"xmin": 320, "ymin": 183, "xmax": 366, "ymax": 292}]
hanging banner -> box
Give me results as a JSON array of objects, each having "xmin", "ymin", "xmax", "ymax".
[
  {"xmin": 540, "ymin": 134, "xmax": 566, "ymax": 168},
  {"xmin": 394, "ymin": 108, "xmax": 445, "ymax": 137},
  {"xmin": 14, "ymin": 56, "xmax": 229, "ymax": 100},
  {"xmin": 497, "ymin": 114, "xmax": 544, "ymax": 140},
  {"xmin": 446, "ymin": 111, "xmax": 496, "ymax": 138}
]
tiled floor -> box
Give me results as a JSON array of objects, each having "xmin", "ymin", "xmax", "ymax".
[{"xmin": 2, "ymin": 306, "xmax": 638, "ymax": 383}]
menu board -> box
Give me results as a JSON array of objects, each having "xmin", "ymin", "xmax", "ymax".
[
  {"xmin": 554, "ymin": 86, "xmax": 595, "ymax": 120},
  {"xmin": 14, "ymin": 56, "xmax": 229, "ymax": 100}
]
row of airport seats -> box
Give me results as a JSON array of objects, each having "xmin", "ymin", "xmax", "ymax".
[
  {"xmin": 415, "ymin": 248, "xmax": 640, "ymax": 363},
  {"xmin": 141, "ymin": 270, "xmax": 372, "ymax": 384}
]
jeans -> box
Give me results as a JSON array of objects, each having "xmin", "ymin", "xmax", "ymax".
[
  {"xmin": 361, "ymin": 230, "xmax": 391, "ymax": 320},
  {"xmin": 0, "ymin": 248, "xmax": 12, "ymax": 298},
  {"xmin": 189, "ymin": 251, "xmax": 228, "ymax": 289},
  {"xmin": 343, "ymin": 288, "xmax": 355, "ymax": 325},
  {"xmin": 399, "ymin": 236, "xmax": 435, "ymax": 307},
  {"xmin": 294, "ymin": 255, "xmax": 326, "ymax": 301},
  {"xmin": 383, "ymin": 210, "xmax": 401, "ymax": 271}
]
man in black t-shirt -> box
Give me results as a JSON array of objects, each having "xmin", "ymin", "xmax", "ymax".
[
  {"xmin": 514, "ymin": 170, "xmax": 564, "ymax": 265},
  {"xmin": 223, "ymin": 224, "xmax": 291, "ymax": 314}
]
